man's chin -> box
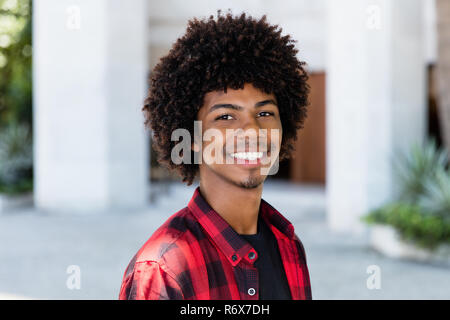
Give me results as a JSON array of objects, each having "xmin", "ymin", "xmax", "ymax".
[
  {"xmin": 206, "ymin": 164, "xmax": 267, "ymax": 189},
  {"xmin": 236, "ymin": 176, "xmax": 265, "ymax": 189}
]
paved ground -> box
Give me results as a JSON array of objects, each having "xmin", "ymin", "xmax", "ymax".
[{"xmin": 0, "ymin": 181, "xmax": 449, "ymax": 300}]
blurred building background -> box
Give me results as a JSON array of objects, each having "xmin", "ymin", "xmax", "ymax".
[{"xmin": 0, "ymin": 0, "xmax": 449, "ymax": 299}]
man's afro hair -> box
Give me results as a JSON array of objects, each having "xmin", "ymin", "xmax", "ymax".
[{"xmin": 143, "ymin": 10, "xmax": 310, "ymax": 185}]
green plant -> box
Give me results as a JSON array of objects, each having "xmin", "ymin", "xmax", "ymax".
[
  {"xmin": 0, "ymin": 122, "xmax": 33, "ymax": 194},
  {"xmin": 417, "ymin": 168, "xmax": 450, "ymax": 216},
  {"xmin": 393, "ymin": 139, "xmax": 448, "ymax": 204},
  {"xmin": 0, "ymin": 0, "xmax": 32, "ymax": 128},
  {"xmin": 0, "ymin": 0, "xmax": 33, "ymax": 195},
  {"xmin": 363, "ymin": 139, "xmax": 450, "ymax": 250},
  {"xmin": 363, "ymin": 202, "xmax": 450, "ymax": 250}
]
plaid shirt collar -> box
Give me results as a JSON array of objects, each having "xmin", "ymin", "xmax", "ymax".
[{"xmin": 187, "ymin": 186, "xmax": 296, "ymax": 267}]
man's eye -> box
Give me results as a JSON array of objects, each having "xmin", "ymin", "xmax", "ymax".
[
  {"xmin": 215, "ymin": 114, "xmax": 233, "ymax": 120},
  {"xmin": 258, "ymin": 111, "xmax": 274, "ymax": 117}
]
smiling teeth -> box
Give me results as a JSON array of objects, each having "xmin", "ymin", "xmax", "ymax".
[{"xmin": 231, "ymin": 152, "xmax": 263, "ymax": 160}]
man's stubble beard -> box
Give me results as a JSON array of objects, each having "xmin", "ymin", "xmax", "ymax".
[
  {"xmin": 237, "ymin": 173, "xmax": 264, "ymax": 189},
  {"xmin": 221, "ymin": 168, "xmax": 265, "ymax": 189}
]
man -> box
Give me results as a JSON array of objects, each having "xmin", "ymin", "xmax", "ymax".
[{"xmin": 119, "ymin": 10, "xmax": 312, "ymax": 300}]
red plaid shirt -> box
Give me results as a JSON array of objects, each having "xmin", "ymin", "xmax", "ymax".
[{"xmin": 119, "ymin": 186, "xmax": 312, "ymax": 300}]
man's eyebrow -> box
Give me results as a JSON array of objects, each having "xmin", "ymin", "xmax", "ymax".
[
  {"xmin": 255, "ymin": 99, "xmax": 278, "ymax": 107},
  {"xmin": 208, "ymin": 99, "xmax": 277, "ymax": 114}
]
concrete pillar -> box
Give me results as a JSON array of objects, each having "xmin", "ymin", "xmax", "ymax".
[
  {"xmin": 326, "ymin": 0, "xmax": 427, "ymax": 233},
  {"xmin": 33, "ymin": 0, "xmax": 149, "ymax": 213}
]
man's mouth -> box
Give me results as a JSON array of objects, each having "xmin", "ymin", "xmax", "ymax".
[
  {"xmin": 224, "ymin": 150, "xmax": 273, "ymax": 168},
  {"xmin": 229, "ymin": 152, "xmax": 264, "ymax": 161}
]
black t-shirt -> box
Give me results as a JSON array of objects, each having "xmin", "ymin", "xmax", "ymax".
[{"xmin": 240, "ymin": 215, "xmax": 292, "ymax": 300}]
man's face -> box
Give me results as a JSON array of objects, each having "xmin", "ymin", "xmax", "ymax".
[{"xmin": 195, "ymin": 83, "xmax": 282, "ymax": 189}]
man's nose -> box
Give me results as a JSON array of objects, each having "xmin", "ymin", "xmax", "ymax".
[{"xmin": 234, "ymin": 129, "xmax": 267, "ymax": 152}]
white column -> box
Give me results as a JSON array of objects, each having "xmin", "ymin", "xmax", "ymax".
[
  {"xmin": 33, "ymin": 0, "xmax": 149, "ymax": 213},
  {"xmin": 326, "ymin": 0, "xmax": 427, "ymax": 233}
]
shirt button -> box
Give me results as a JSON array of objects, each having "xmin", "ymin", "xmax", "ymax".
[
  {"xmin": 231, "ymin": 254, "xmax": 237, "ymax": 262},
  {"xmin": 248, "ymin": 288, "xmax": 256, "ymax": 296},
  {"xmin": 248, "ymin": 252, "xmax": 256, "ymax": 260}
]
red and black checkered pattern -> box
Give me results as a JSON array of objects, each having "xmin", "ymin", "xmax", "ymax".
[{"xmin": 119, "ymin": 187, "xmax": 312, "ymax": 300}]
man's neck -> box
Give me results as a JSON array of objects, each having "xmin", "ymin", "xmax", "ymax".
[{"xmin": 198, "ymin": 172, "xmax": 263, "ymax": 235}]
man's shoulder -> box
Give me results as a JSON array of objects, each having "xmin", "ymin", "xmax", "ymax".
[{"xmin": 133, "ymin": 206, "xmax": 206, "ymax": 265}]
